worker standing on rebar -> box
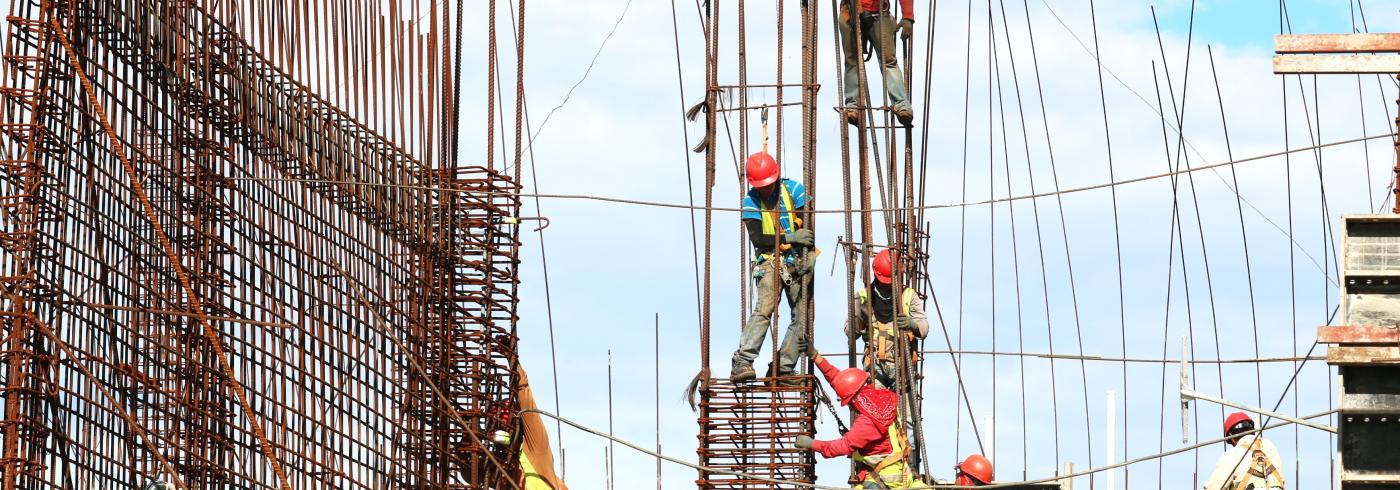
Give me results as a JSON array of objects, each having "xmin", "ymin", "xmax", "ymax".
[
  {"xmin": 838, "ymin": 0, "xmax": 915, "ymax": 126},
  {"xmin": 1203, "ymin": 412, "xmax": 1286, "ymax": 490},
  {"xmin": 847, "ymin": 248, "xmax": 928, "ymax": 389},
  {"xmin": 794, "ymin": 347, "xmax": 921, "ymax": 488},
  {"xmin": 730, "ymin": 150, "xmax": 815, "ymax": 383}
]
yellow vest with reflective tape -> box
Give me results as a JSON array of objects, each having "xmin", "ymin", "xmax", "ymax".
[
  {"xmin": 857, "ymin": 287, "xmax": 918, "ymax": 363},
  {"xmin": 757, "ymin": 183, "xmax": 798, "ymax": 235},
  {"xmin": 851, "ymin": 410, "xmax": 911, "ymax": 486}
]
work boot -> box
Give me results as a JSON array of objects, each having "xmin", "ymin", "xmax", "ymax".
[
  {"xmin": 774, "ymin": 377, "xmax": 804, "ymax": 387},
  {"xmin": 730, "ymin": 364, "xmax": 755, "ymax": 382},
  {"xmin": 765, "ymin": 363, "xmax": 799, "ymax": 386},
  {"xmin": 845, "ymin": 109, "xmax": 861, "ymax": 126},
  {"xmin": 893, "ymin": 107, "xmax": 913, "ymax": 126}
]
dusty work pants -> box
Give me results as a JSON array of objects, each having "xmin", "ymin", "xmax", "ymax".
[
  {"xmin": 732, "ymin": 260, "xmax": 811, "ymax": 376},
  {"xmin": 868, "ymin": 358, "xmax": 898, "ymax": 391},
  {"xmin": 838, "ymin": 10, "xmax": 909, "ymax": 112}
]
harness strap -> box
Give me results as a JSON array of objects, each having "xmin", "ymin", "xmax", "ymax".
[{"xmin": 1230, "ymin": 439, "xmax": 1285, "ymax": 490}]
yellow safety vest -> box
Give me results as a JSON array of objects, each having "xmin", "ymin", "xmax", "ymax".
[
  {"xmin": 857, "ymin": 287, "xmax": 918, "ymax": 364},
  {"xmin": 757, "ymin": 182, "xmax": 798, "ymax": 236},
  {"xmin": 851, "ymin": 410, "xmax": 912, "ymax": 487},
  {"xmin": 520, "ymin": 452, "xmax": 555, "ymax": 490}
]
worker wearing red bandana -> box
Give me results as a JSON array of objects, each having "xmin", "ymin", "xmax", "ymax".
[{"xmin": 794, "ymin": 349, "xmax": 916, "ymax": 488}]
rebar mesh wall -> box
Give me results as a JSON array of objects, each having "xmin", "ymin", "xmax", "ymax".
[{"xmin": 0, "ymin": 1, "xmax": 522, "ymax": 489}]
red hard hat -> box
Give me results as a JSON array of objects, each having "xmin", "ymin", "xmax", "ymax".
[
  {"xmin": 872, "ymin": 249, "xmax": 894, "ymax": 284},
  {"xmin": 745, "ymin": 151, "xmax": 780, "ymax": 187},
  {"xmin": 955, "ymin": 454, "xmax": 994, "ymax": 485},
  {"xmin": 1224, "ymin": 411, "xmax": 1254, "ymax": 439},
  {"xmin": 831, "ymin": 367, "xmax": 868, "ymax": 406}
]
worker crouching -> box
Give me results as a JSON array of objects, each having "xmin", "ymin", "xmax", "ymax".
[{"xmin": 795, "ymin": 348, "xmax": 923, "ymax": 488}]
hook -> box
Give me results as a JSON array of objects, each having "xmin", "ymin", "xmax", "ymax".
[{"xmin": 504, "ymin": 216, "xmax": 551, "ymax": 232}]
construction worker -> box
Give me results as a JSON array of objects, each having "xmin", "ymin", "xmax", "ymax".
[
  {"xmin": 1203, "ymin": 412, "xmax": 1285, "ymax": 490},
  {"xmin": 514, "ymin": 366, "xmax": 568, "ymax": 490},
  {"xmin": 795, "ymin": 346, "xmax": 921, "ymax": 488},
  {"xmin": 731, "ymin": 151, "xmax": 815, "ymax": 382},
  {"xmin": 838, "ymin": 0, "xmax": 915, "ymax": 126},
  {"xmin": 953, "ymin": 454, "xmax": 994, "ymax": 486},
  {"xmin": 847, "ymin": 248, "xmax": 929, "ymax": 389}
]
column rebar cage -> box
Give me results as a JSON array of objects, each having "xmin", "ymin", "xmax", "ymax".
[{"xmin": 0, "ymin": 1, "xmax": 525, "ymax": 489}]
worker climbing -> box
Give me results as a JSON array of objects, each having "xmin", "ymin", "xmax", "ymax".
[
  {"xmin": 952, "ymin": 454, "xmax": 994, "ymax": 487},
  {"xmin": 730, "ymin": 148, "xmax": 815, "ymax": 383},
  {"xmin": 838, "ymin": 0, "xmax": 916, "ymax": 126},
  {"xmin": 847, "ymin": 248, "xmax": 929, "ymax": 389},
  {"xmin": 1204, "ymin": 412, "xmax": 1286, "ymax": 490},
  {"xmin": 794, "ymin": 345, "xmax": 925, "ymax": 488}
]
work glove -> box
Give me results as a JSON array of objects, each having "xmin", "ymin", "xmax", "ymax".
[
  {"xmin": 795, "ymin": 435, "xmax": 814, "ymax": 450},
  {"xmin": 896, "ymin": 315, "xmax": 915, "ymax": 332},
  {"xmin": 785, "ymin": 228, "xmax": 815, "ymax": 247},
  {"xmin": 807, "ymin": 342, "xmax": 822, "ymax": 363},
  {"xmin": 898, "ymin": 19, "xmax": 914, "ymax": 40}
]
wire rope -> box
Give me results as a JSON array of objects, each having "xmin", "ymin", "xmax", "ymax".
[
  {"xmin": 222, "ymin": 133, "xmax": 1393, "ymax": 215},
  {"xmin": 988, "ymin": 8, "xmax": 1029, "ymax": 474},
  {"xmin": 524, "ymin": 406, "xmax": 1336, "ymax": 490}
]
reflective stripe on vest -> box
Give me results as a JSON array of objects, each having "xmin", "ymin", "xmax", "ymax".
[
  {"xmin": 858, "ymin": 288, "xmax": 918, "ymax": 363},
  {"xmin": 851, "ymin": 411, "xmax": 912, "ymax": 486},
  {"xmin": 758, "ymin": 182, "xmax": 798, "ymax": 236},
  {"xmin": 856, "ymin": 287, "xmax": 916, "ymax": 315}
]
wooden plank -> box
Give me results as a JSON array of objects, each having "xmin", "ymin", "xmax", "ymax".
[
  {"xmin": 1318, "ymin": 325, "xmax": 1400, "ymax": 344},
  {"xmin": 1273, "ymin": 54, "xmax": 1400, "ymax": 74},
  {"xmin": 1276, "ymin": 33, "xmax": 1400, "ymax": 54},
  {"xmin": 1341, "ymin": 393, "xmax": 1400, "ymax": 414},
  {"xmin": 1327, "ymin": 346, "xmax": 1400, "ymax": 364}
]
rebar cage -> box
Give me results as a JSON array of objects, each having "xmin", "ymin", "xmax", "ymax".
[{"xmin": 0, "ymin": 2, "xmax": 523, "ymax": 488}]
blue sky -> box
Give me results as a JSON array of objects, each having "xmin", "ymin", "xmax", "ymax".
[{"xmin": 465, "ymin": 1, "xmax": 1400, "ymax": 488}]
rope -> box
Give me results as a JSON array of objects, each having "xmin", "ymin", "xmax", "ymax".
[
  {"xmin": 221, "ymin": 132, "xmax": 1395, "ymax": 214},
  {"xmin": 819, "ymin": 350, "xmax": 1323, "ymax": 365},
  {"xmin": 1151, "ymin": 7, "xmax": 1213, "ymax": 481},
  {"xmin": 1206, "ymin": 42, "xmax": 1260, "ymax": 438},
  {"xmin": 952, "ymin": 0, "xmax": 975, "ymax": 461},
  {"xmin": 516, "ymin": 0, "xmax": 635, "ymax": 160},
  {"xmin": 1008, "ymin": 0, "xmax": 1065, "ymax": 467},
  {"xmin": 499, "ymin": 0, "xmax": 569, "ymax": 475},
  {"xmin": 1149, "ymin": 57, "xmax": 1191, "ymax": 487}
]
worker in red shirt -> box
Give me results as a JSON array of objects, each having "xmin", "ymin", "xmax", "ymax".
[
  {"xmin": 839, "ymin": 0, "xmax": 916, "ymax": 126},
  {"xmin": 794, "ymin": 347, "xmax": 919, "ymax": 488}
]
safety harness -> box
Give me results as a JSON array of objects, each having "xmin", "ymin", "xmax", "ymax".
[
  {"xmin": 856, "ymin": 287, "xmax": 919, "ymax": 365},
  {"xmin": 851, "ymin": 409, "xmax": 913, "ymax": 487},
  {"xmin": 1231, "ymin": 438, "xmax": 1285, "ymax": 490}
]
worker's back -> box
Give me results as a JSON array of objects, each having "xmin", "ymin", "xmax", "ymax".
[{"xmin": 1203, "ymin": 434, "xmax": 1285, "ymax": 490}]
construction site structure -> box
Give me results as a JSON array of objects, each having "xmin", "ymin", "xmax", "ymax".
[
  {"xmin": 693, "ymin": 0, "xmax": 820, "ymax": 486},
  {"xmin": 693, "ymin": 0, "xmax": 941, "ymax": 486},
  {"xmin": 0, "ymin": 1, "xmax": 529, "ymax": 488},
  {"xmin": 1320, "ymin": 215, "xmax": 1400, "ymax": 489},
  {"xmin": 1273, "ymin": 31, "xmax": 1400, "ymax": 490}
]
